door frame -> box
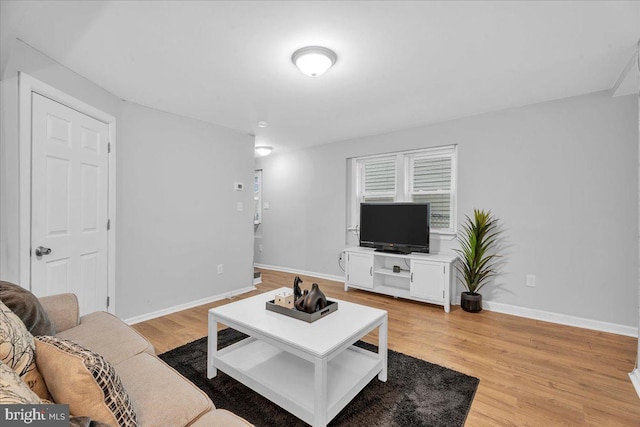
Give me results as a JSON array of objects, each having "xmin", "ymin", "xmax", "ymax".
[{"xmin": 18, "ymin": 72, "xmax": 116, "ymax": 314}]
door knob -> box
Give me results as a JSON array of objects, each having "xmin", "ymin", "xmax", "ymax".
[{"xmin": 35, "ymin": 246, "xmax": 52, "ymax": 257}]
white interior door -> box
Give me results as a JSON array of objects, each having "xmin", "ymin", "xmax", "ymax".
[{"xmin": 30, "ymin": 93, "xmax": 109, "ymax": 315}]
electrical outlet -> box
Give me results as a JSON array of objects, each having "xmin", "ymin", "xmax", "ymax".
[
  {"xmin": 526, "ymin": 274, "xmax": 536, "ymax": 287},
  {"xmin": 217, "ymin": 264, "xmax": 224, "ymax": 274}
]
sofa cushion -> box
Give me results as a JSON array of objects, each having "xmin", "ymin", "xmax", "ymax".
[
  {"xmin": 0, "ymin": 281, "xmax": 55, "ymax": 336},
  {"xmin": 0, "ymin": 360, "xmax": 43, "ymax": 404},
  {"xmin": 35, "ymin": 336, "xmax": 138, "ymax": 427},
  {"xmin": 115, "ymin": 352, "xmax": 212, "ymax": 427},
  {"xmin": 190, "ymin": 409, "xmax": 255, "ymax": 427},
  {"xmin": 0, "ymin": 300, "xmax": 50, "ymax": 399},
  {"xmin": 57, "ymin": 311, "xmax": 154, "ymax": 365},
  {"xmin": 69, "ymin": 416, "xmax": 112, "ymax": 427}
]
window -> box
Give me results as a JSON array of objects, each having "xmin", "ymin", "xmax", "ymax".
[
  {"xmin": 407, "ymin": 147, "xmax": 455, "ymax": 231},
  {"xmin": 254, "ymin": 169, "xmax": 263, "ymax": 225},
  {"xmin": 353, "ymin": 145, "xmax": 456, "ymax": 234},
  {"xmin": 360, "ymin": 156, "xmax": 396, "ymax": 203}
]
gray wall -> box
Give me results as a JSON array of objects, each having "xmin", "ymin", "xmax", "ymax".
[
  {"xmin": 118, "ymin": 102, "xmax": 255, "ymax": 319},
  {"xmin": 1, "ymin": 40, "xmax": 256, "ymax": 320},
  {"xmin": 0, "ymin": 39, "xmax": 123, "ymax": 284},
  {"xmin": 255, "ymin": 91, "xmax": 639, "ymax": 328},
  {"xmin": 254, "ymin": 143, "xmax": 349, "ymax": 276}
]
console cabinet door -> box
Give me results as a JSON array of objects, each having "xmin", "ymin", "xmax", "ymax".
[
  {"xmin": 410, "ymin": 260, "xmax": 444, "ymax": 302},
  {"xmin": 346, "ymin": 252, "xmax": 374, "ymax": 289}
]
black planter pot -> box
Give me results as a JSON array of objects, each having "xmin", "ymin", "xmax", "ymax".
[{"xmin": 461, "ymin": 292, "xmax": 482, "ymax": 313}]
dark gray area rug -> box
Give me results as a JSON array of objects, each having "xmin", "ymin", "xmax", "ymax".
[{"xmin": 159, "ymin": 328, "xmax": 479, "ymax": 427}]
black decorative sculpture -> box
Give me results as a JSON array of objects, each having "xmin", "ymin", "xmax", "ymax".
[
  {"xmin": 302, "ymin": 283, "xmax": 327, "ymax": 314},
  {"xmin": 291, "ymin": 280, "xmax": 328, "ymax": 314},
  {"xmin": 294, "ymin": 289, "xmax": 309, "ymax": 311},
  {"xmin": 293, "ymin": 276, "xmax": 303, "ymax": 301}
]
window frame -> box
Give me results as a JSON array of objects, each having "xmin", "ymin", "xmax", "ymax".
[
  {"xmin": 405, "ymin": 146, "xmax": 457, "ymax": 234},
  {"xmin": 254, "ymin": 169, "xmax": 263, "ymax": 225},
  {"xmin": 351, "ymin": 145, "xmax": 457, "ymax": 237}
]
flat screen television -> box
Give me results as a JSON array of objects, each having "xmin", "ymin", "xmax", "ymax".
[{"xmin": 359, "ymin": 203, "xmax": 430, "ymax": 254}]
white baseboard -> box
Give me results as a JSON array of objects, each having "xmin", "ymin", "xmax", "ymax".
[
  {"xmin": 252, "ymin": 265, "xmax": 637, "ymax": 337},
  {"xmin": 253, "ymin": 263, "xmax": 344, "ymax": 284},
  {"xmin": 630, "ymin": 369, "xmax": 640, "ymax": 399},
  {"xmin": 453, "ymin": 295, "xmax": 638, "ymax": 337},
  {"xmin": 124, "ymin": 285, "xmax": 256, "ymax": 325},
  {"xmin": 121, "ymin": 265, "xmax": 637, "ymax": 339}
]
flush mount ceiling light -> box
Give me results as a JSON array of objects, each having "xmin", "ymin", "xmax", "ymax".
[
  {"xmin": 257, "ymin": 121, "xmax": 268, "ymax": 128},
  {"xmin": 291, "ymin": 46, "xmax": 337, "ymax": 77},
  {"xmin": 255, "ymin": 146, "xmax": 273, "ymax": 157}
]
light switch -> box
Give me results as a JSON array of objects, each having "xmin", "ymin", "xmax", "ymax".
[{"xmin": 237, "ymin": 202, "xmax": 243, "ymax": 211}]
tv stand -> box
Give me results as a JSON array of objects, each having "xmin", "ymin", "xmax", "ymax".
[{"xmin": 344, "ymin": 247, "xmax": 456, "ymax": 312}]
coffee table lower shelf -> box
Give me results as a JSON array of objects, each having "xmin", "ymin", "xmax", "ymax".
[{"xmin": 212, "ymin": 337, "xmax": 382, "ymax": 426}]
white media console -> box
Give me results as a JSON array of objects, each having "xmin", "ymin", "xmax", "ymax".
[{"xmin": 343, "ymin": 247, "xmax": 456, "ymax": 312}]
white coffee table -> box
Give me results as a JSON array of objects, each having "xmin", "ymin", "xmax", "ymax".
[{"xmin": 207, "ymin": 287, "xmax": 388, "ymax": 427}]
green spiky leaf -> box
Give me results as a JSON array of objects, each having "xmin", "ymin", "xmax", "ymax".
[{"xmin": 454, "ymin": 209, "xmax": 502, "ymax": 294}]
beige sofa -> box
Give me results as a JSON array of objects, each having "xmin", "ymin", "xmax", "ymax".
[{"xmin": 39, "ymin": 293, "xmax": 252, "ymax": 427}]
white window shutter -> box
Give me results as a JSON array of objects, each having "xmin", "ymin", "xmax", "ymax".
[
  {"xmin": 361, "ymin": 157, "xmax": 396, "ymax": 202},
  {"xmin": 412, "ymin": 156, "xmax": 452, "ymax": 192},
  {"xmin": 410, "ymin": 147, "xmax": 456, "ymax": 232}
]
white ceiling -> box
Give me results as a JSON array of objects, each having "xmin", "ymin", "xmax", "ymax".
[{"xmin": 2, "ymin": 1, "xmax": 639, "ymax": 152}]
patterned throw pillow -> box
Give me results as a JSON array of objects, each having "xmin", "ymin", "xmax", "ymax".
[
  {"xmin": 0, "ymin": 299, "xmax": 51, "ymax": 399},
  {"xmin": 35, "ymin": 336, "xmax": 138, "ymax": 427},
  {"xmin": 0, "ymin": 360, "xmax": 42, "ymax": 404}
]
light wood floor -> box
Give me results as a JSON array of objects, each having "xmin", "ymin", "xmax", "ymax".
[{"xmin": 132, "ymin": 269, "xmax": 640, "ymax": 426}]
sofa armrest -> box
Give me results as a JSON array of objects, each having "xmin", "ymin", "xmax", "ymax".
[{"xmin": 38, "ymin": 293, "xmax": 79, "ymax": 333}]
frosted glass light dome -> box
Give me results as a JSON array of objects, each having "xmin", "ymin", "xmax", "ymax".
[
  {"xmin": 255, "ymin": 146, "xmax": 273, "ymax": 157},
  {"xmin": 292, "ymin": 46, "xmax": 337, "ymax": 77}
]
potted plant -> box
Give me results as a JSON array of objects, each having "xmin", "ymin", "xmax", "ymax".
[{"xmin": 455, "ymin": 209, "xmax": 501, "ymax": 313}]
